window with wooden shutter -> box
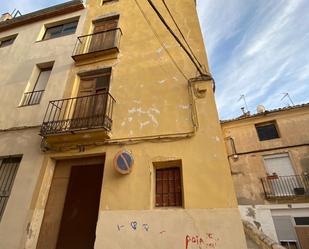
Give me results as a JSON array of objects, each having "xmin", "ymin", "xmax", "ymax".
[
  {"xmin": 155, "ymin": 167, "xmax": 182, "ymax": 207},
  {"xmin": 0, "ymin": 156, "xmax": 22, "ymax": 221},
  {"xmin": 89, "ymin": 16, "xmax": 119, "ymax": 53}
]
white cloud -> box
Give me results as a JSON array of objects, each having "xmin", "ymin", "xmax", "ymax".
[{"xmin": 197, "ymin": 0, "xmax": 309, "ymax": 119}]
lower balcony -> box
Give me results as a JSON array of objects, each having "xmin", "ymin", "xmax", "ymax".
[
  {"xmin": 40, "ymin": 93, "xmax": 115, "ymax": 149},
  {"xmin": 72, "ymin": 28, "xmax": 122, "ymax": 61},
  {"xmin": 261, "ymin": 175, "xmax": 309, "ymax": 200}
]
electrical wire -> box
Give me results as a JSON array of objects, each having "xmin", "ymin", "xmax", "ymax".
[
  {"xmin": 161, "ymin": 0, "xmax": 204, "ymax": 69},
  {"xmin": 133, "ymin": 0, "xmax": 188, "ymax": 80},
  {"xmin": 145, "ymin": 0, "xmax": 209, "ymax": 77}
]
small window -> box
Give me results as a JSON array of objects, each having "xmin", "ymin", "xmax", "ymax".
[
  {"xmin": 294, "ymin": 217, "xmax": 309, "ymax": 226},
  {"xmin": 0, "ymin": 156, "xmax": 22, "ymax": 221},
  {"xmin": 255, "ymin": 122, "xmax": 279, "ymax": 141},
  {"xmin": 280, "ymin": 241, "xmax": 298, "ymax": 249},
  {"xmin": 102, "ymin": 0, "xmax": 118, "ymax": 5},
  {"xmin": 20, "ymin": 64, "xmax": 53, "ymax": 106},
  {"xmin": 155, "ymin": 167, "xmax": 182, "ymax": 207},
  {"xmin": 43, "ymin": 20, "xmax": 78, "ymax": 40},
  {"xmin": 0, "ymin": 35, "xmax": 17, "ymax": 48}
]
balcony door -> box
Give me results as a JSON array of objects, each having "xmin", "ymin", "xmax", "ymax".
[
  {"xmin": 71, "ymin": 68, "xmax": 111, "ymax": 129},
  {"xmin": 89, "ymin": 16, "xmax": 119, "ymax": 53},
  {"xmin": 263, "ymin": 153, "xmax": 298, "ymax": 196}
]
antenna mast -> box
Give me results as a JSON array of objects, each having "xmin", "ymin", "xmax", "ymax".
[
  {"xmin": 281, "ymin": 93, "xmax": 295, "ymax": 106},
  {"xmin": 238, "ymin": 94, "xmax": 249, "ymax": 113}
]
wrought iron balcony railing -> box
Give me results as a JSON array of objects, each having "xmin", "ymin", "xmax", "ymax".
[
  {"xmin": 261, "ymin": 175, "xmax": 309, "ymax": 199},
  {"xmin": 72, "ymin": 28, "xmax": 122, "ymax": 61},
  {"xmin": 20, "ymin": 90, "xmax": 44, "ymax": 106},
  {"xmin": 40, "ymin": 93, "xmax": 115, "ymax": 136}
]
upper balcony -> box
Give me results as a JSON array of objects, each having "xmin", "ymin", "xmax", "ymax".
[
  {"xmin": 72, "ymin": 28, "xmax": 122, "ymax": 61},
  {"xmin": 40, "ymin": 92, "xmax": 115, "ymax": 150},
  {"xmin": 261, "ymin": 174, "xmax": 309, "ymax": 200}
]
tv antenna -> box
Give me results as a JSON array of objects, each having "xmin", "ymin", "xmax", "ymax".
[
  {"xmin": 281, "ymin": 93, "xmax": 294, "ymax": 106},
  {"xmin": 10, "ymin": 9, "xmax": 22, "ymax": 18},
  {"xmin": 238, "ymin": 94, "xmax": 249, "ymax": 113}
]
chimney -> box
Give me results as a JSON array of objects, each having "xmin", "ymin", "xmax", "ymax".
[
  {"xmin": 0, "ymin": 13, "xmax": 12, "ymax": 22},
  {"xmin": 240, "ymin": 107, "xmax": 251, "ymax": 117},
  {"xmin": 240, "ymin": 107, "xmax": 246, "ymax": 115}
]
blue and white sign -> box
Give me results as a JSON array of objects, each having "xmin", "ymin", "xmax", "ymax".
[{"xmin": 113, "ymin": 150, "xmax": 134, "ymax": 174}]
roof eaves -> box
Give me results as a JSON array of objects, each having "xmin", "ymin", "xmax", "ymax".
[
  {"xmin": 0, "ymin": 0, "xmax": 84, "ymax": 32},
  {"xmin": 221, "ymin": 102, "xmax": 309, "ymax": 124}
]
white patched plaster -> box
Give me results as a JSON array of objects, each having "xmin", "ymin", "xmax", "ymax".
[
  {"xmin": 239, "ymin": 205, "xmax": 278, "ymax": 242},
  {"xmin": 128, "ymin": 107, "xmax": 160, "ymax": 127},
  {"xmin": 140, "ymin": 121, "xmax": 150, "ymax": 129},
  {"xmin": 158, "ymin": 79, "xmax": 166, "ymax": 84},
  {"xmin": 149, "ymin": 107, "xmax": 160, "ymax": 114},
  {"xmin": 156, "ymin": 47, "xmax": 163, "ymax": 53},
  {"xmin": 149, "ymin": 114, "xmax": 158, "ymax": 126},
  {"xmin": 178, "ymin": 104, "xmax": 189, "ymax": 109}
]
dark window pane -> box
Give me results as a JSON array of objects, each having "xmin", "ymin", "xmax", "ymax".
[
  {"xmin": 0, "ymin": 36, "xmax": 16, "ymax": 48},
  {"xmin": 256, "ymin": 123, "xmax": 279, "ymax": 141},
  {"xmin": 294, "ymin": 217, "xmax": 309, "ymax": 225},
  {"xmin": 34, "ymin": 68, "xmax": 52, "ymax": 91},
  {"xmin": 62, "ymin": 21, "xmax": 78, "ymax": 34},
  {"xmin": 43, "ymin": 20, "xmax": 78, "ymax": 40},
  {"xmin": 155, "ymin": 167, "xmax": 182, "ymax": 207}
]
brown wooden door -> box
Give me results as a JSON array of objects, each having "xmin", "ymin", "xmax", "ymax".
[
  {"xmin": 72, "ymin": 70, "xmax": 111, "ymax": 129},
  {"xmin": 55, "ymin": 164, "xmax": 103, "ymax": 249},
  {"xmin": 89, "ymin": 17, "xmax": 118, "ymax": 53},
  {"xmin": 295, "ymin": 227, "xmax": 309, "ymax": 249}
]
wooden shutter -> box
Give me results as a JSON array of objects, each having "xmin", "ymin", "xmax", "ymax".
[
  {"xmin": 89, "ymin": 17, "xmax": 119, "ymax": 53},
  {"xmin": 71, "ymin": 69, "xmax": 111, "ymax": 129},
  {"xmin": 295, "ymin": 227, "xmax": 309, "ymax": 249},
  {"xmin": 156, "ymin": 167, "xmax": 182, "ymax": 207},
  {"xmin": 0, "ymin": 157, "xmax": 21, "ymax": 221}
]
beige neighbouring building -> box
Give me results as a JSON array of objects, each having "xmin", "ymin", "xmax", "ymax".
[
  {"xmin": 221, "ymin": 103, "xmax": 309, "ymax": 249},
  {"xmin": 0, "ymin": 0, "xmax": 247, "ymax": 249}
]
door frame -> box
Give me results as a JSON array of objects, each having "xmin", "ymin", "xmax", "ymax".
[{"xmin": 25, "ymin": 154, "xmax": 106, "ymax": 249}]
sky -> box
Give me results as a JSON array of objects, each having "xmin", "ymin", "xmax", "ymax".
[{"xmin": 1, "ymin": 0, "xmax": 308, "ymax": 119}]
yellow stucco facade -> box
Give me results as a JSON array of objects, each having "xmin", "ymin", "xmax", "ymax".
[{"xmin": 0, "ymin": 1, "xmax": 247, "ymax": 249}]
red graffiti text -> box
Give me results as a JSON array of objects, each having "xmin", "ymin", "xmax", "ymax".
[{"xmin": 186, "ymin": 235, "xmax": 204, "ymax": 249}]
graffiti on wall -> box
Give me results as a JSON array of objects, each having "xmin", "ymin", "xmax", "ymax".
[
  {"xmin": 185, "ymin": 234, "xmax": 219, "ymax": 249},
  {"xmin": 116, "ymin": 221, "xmax": 219, "ymax": 248},
  {"xmin": 117, "ymin": 221, "xmax": 150, "ymax": 232}
]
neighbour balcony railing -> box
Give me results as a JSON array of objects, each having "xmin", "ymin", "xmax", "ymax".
[
  {"xmin": 20, "ymin": 90, "xmax": 44, "ymax": 106},
  {"xmin": 261, "ymin": 175, "xmax": 309, "ymax": 199},
  {"xmin": 72, "ymin": 28, "xmax": 122, "ymax": 60},
  {"xmin": 40, "ymin": 93, "xmax": 115, "ymax": 136}
]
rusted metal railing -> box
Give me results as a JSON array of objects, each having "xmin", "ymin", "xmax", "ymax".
[
  {"xmin": 40, "ymin": 92, "xmax": 115, "ymax": 136},
  {"xmin": 72, "ymin": 28, "xmax": 122, "ymax": 60},
  {"xmin": 261, "ymin": 175, "xmax": 309, "ymax": 199}
]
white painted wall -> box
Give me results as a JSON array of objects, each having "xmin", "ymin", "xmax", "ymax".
[{"xmin": 0, "ymin": 8, "xmax": 86, "ymax": 129}]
